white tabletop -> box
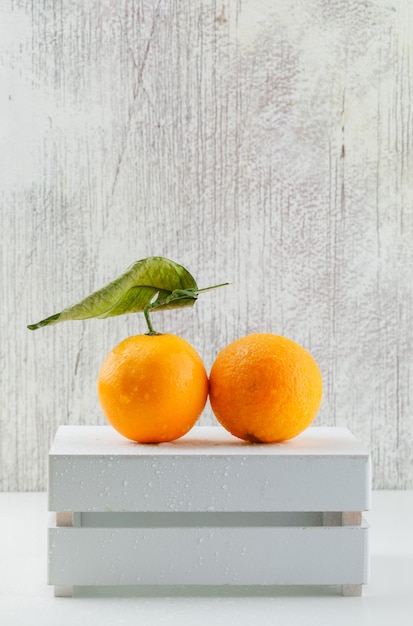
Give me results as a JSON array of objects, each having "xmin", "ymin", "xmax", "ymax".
[{"xmin": 1, "ymin": 490, "xmax": 412, "ymax": 625}]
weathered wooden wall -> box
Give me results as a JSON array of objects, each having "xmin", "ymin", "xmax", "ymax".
[{"xmin": 1, "ymin": 0, "xmax": 412, "ymax": 490}]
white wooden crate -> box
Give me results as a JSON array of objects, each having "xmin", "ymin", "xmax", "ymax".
[{"xmin": 47, "ymin": 426, "xmax": 371, "ymax": 597}]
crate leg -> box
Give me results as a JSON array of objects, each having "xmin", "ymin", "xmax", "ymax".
[
  {"xmin": 342, "ymin": 513, "xmax": 363, "ymax": 594},
  {"xmin": 56, "ymin": 511, "xmax": 73, "ymax": 527},
  {"xmin": 54, "ymin": 586, "xmax": 73, "ymax": 597},
  {"xmin": 342, "ymin": 511, "xmax": 362, "ymax": 526},
  {"xmin": 342, "ymin": 584, "xmax": 363, "ymax": 596},
  {"xmin": 55, "ymin": 511, "xmax": 81, "ymax": 527},
  {"xmin": 53, "ymin": 512, "xmax": 75, "ymax": 596},
  {"xmin": 323, "ymin": 511, "xmax": 363, "ymax": 527}
]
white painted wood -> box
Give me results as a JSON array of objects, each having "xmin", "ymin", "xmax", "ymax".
[
  {"xmin": 48, "ymin": 521, "xmax": 369, "ymax": 587},
  {"xmin": 3, "ymin": 0, "xmax": 412, "ymax": 492},
  {"xmin": 48, "ymin": 426, "xmax": 371, "ymax": 513},
  {"xmin": 47, "ymin": 425, "xmax": 370, "ymax": 593}
]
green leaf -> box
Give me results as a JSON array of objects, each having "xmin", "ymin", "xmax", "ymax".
[{"xmin": 27, "ymin": 257, "xmax": 199, "ymax": 330}]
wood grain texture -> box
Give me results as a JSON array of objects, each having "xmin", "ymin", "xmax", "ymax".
[{"xmin": 1, "ymin": 0, "xmax": 412, "ymax": 490}]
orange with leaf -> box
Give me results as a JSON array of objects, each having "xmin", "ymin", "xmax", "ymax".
[{"xmin": 28, "ymin": 257, "xmax": 226, "ymax": 443}]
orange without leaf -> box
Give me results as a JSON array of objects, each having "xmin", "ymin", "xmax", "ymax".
[
  {"xmin": 97, "ymin": 334, "xmax": 208, "ymax": 443},
  {"xmin": 209, "ymin": 333, "xmax": 322, "ymax": 443}
]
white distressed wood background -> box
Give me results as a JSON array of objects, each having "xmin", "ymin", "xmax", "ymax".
[{"xmin": 1, "ymin": 0, "xmax": 412, "ymax": 491}]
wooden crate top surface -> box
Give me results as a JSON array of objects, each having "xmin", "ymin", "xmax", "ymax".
[{"xmin": 49, "ymin": 425, "xmax": 369, "ymax": 458}]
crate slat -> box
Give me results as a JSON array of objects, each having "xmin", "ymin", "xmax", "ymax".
[
  {"xmin": 48, "ymin": 521, "xmax": 369, "ymax": 587},
  {"xmin": 48, "ymin": 426, "xmax": 371, "ymax": 513}
]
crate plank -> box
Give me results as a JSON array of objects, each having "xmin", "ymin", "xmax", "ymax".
[
  {"xmin": 48, "ymin": 522, "xmax": 369, "ymax": 587},
  {"xmin": 48, "ymin": 426, "xmax": 371, "ymax": 513}
]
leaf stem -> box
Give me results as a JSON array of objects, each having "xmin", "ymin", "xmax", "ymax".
[
  {"xmin": 197, "ymin": 282, "xmax": 230, "ymax": 293},
  {"xmin": 143, "ymin": 306, "xmax": 158, "ymax": 335},
  {"xmin": 142, "ymin": 281, "xmax": 230, "ymax": 335}
]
